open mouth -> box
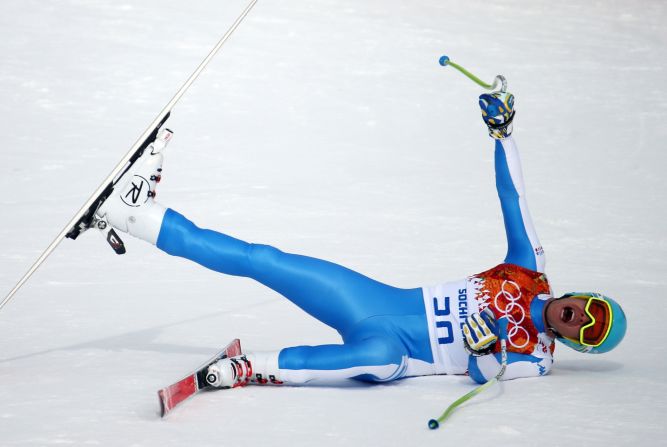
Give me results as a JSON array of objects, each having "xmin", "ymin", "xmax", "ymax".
[{"xmin": 561, "ymin": 307, "xmax": 575, "ymax": 323}]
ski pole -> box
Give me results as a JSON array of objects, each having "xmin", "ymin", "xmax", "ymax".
[
  {"xmin": 438, "ymin": 55, "xmax": 507, "ymax": 93},
  {"xmin": 427, "ymin": 317, "xmax": 509, "ymax": 430}
]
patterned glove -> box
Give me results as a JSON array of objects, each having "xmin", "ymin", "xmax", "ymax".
[
  {"xmin": 479, "ymin": 91, "xmax": 515, "ymax": 139},
  {"xmin": 462, "ymin": 308, "xmax": 498, "ymax": 356}
]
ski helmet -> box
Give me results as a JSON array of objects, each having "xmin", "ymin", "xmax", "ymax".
[{"xmin": 555, "ymin": 292, "xmax": 627, "ymax": 354}]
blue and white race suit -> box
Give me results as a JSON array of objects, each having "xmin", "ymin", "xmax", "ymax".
[{"xmin": 155, "ymin": 136, "xmax": 554, "ymax": 384}]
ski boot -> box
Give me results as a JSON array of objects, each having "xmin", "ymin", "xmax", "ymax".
[
  {"xmin": 94, "ymin": 128, "xmax": 173, "ymax": 252},
  {"xmin": 204, "ymin": 355, "xmax": 253, "ymax": 389},
  {"xmin": 479, "ymin": 91, "xmax": 515, "ymax": 139},
  {"xmin": 205, "ymin": 352, "xmax": 284, "ymax": 388}
]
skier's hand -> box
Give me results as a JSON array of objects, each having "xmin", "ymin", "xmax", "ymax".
[{"xmin": 462, "ymin": 309, "xmax": 498, "ymax": 356}]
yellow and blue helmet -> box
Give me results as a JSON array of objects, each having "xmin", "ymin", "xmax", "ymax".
[{"xmin": 556, "ymin": 292, "xmax": 627, "ymax": 354}]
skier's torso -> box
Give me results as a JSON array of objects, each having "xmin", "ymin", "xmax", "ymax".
[
  {"xmin": 419, "ymin": 263, "xmax": 554, "ymax": 376},
  {"xmin": 471, "ymin": 263, "xmax": 554, "ymax": 356}
]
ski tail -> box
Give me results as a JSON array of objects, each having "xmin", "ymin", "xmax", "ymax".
[{"xmin": 158, "ymin": 339, "xmax": 242, "ymax": 417}]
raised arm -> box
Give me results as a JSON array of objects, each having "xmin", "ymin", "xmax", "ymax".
[
  {"xmin": 479, "ymin": 91, "xmax": 545, "ymax": 273},
  {"xmin": 494, "ymin": 136, "xmax": 545, "ymax": 272}
]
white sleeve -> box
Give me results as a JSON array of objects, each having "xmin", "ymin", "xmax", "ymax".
[
  {"xmin": 467, "ymin": 351, "xmax": 553, "ymax": 384},
  {"xmin": 495, "ymin": 137, "xmax": 546, "ymax": 273}
]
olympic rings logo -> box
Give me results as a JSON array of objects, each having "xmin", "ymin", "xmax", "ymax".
[{"xmin": 493, "ymin": 280, "xmax": 530, "ymax": 349}]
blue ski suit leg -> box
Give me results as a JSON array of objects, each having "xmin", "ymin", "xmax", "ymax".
[{"xmin": 156, "ymin": 209, "xmax": 432, "ymax": 382}]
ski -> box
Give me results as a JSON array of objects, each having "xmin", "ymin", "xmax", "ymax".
[
  {"xmin": 0, "ymin": 0, "xmax": 259, "ymax": 312},
  {"xmin": 158, "ymin": 339, "xmax": 243, "ymax": 417}
]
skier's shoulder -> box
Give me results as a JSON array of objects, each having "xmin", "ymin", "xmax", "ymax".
[
  {"xmin": 470, "ymin": 263, "xmax": 551, "ymax": 300},
  {"xmin": 472, "ymin": 262, "xmax": 547, "ymax": 281}
]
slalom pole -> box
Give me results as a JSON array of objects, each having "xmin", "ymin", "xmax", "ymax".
[
  {"xmin": 438, "ymin": 55, "xmax": 507, "ymax": 93},
  {"xmin": 428, "ymin": 318, "xmax": 509, "ymax": 430}
]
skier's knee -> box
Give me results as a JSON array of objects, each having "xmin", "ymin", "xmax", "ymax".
[
  {"xmin": 360, "ymin": 337, "xmax": 407, "ymax": 368},
  {"xmin": 246, "ymin": 243, "xmax": 284, "ymax": 270},
  {"xmin": 353, "ymin": 338, "xmax": 408, "ymax": 383}
]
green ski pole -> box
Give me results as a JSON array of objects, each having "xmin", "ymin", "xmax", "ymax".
[
  {"xmin": 438, "ymin": 55, "xmax": 507, "ymax": 93},
  {"xmin": 428, "ymin": 317, "xmax": 509, "ymax": 430}
]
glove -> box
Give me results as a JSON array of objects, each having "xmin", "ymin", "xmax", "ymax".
[
  {"xmin": 479, "ymin": 91, "xmax": 515, "ymax": 139},
  {"xmin": 462, "ymin": 308, "xmax": 498, "ymax": 356}
]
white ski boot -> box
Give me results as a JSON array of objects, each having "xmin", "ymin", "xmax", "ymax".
[
  {"xmin": 205, "ymin": 352, "xmax": 284, "ymax": 388},
  {"xmin": 95, "ymin": 128, "xmax": 173, "ymax": 250},
  {"xmin": 205, "ymin": 355, "xmax": 253, "ymax": 389}
]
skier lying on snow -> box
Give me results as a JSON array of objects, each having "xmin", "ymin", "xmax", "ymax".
[{"xmin": 95, "ymin": 91, "xmax": 626, "ymax": 387}]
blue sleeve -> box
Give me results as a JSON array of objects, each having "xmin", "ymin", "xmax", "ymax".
[{"xmin": 494, "ymin": 137, "xmax": 545, "ymax": 272}]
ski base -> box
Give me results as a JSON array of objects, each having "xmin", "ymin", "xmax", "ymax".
[{"xmin": 158, "ymin": 339, "xmax": 242, "ymax": 417}]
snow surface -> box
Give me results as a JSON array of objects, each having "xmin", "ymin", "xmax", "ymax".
[{"xmin": 1, "ymin": 0, "xmax": 666, "ymax": 445}]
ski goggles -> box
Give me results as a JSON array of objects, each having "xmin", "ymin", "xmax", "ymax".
[{"xmin": 566, "ymin": 295, "xmax": 613, "ymax": 347}]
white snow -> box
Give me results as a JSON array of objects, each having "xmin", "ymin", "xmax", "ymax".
[{"xmin": 1, "ymin": 0, "xmax": 666, "ymax": 445}]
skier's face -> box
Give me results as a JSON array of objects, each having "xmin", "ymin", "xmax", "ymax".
[{"xmin": 544, "ymin": 297, "xmax": 592, "ymax": 339}]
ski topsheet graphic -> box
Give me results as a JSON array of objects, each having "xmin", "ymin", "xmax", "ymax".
[
  {"xmin": 158, "ymin": 339, "xmax": 243, "ymax": 417},
  {"xmin": 0, "ymin": 0, "xmax": 258, "ymax": 312}
]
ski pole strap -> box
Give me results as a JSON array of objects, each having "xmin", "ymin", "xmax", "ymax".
[
  {"xmin": 438, "ymin": 55, "xmax": 507, "ymax": 93},
  {"xmin": 427, "ymin": 317, "xmax": 509, "ymax": 430}
]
